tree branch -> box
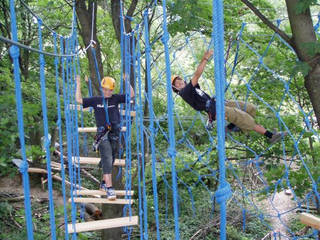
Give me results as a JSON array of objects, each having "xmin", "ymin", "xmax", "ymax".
[{"xmin": 240, "ymin": 0, "xmax": 295, "ymax": 49}]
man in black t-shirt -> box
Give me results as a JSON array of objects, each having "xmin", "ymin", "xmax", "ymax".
[
  {"xmin": 76, "ymin": 75, "xmax": 134, "ymax": 200},
  {"xmin": 171, "ymin": 50, "xmax": 287, "ymax": 144}
]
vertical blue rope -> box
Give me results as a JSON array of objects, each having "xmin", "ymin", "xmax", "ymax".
[
  {"xmin": 161, "ymin": 0, "xmax": 180, "ymax": 239},
  {"xmin": 212, "ymin": 0, "xmax": 232, "ymax": 239},
  {"xmin": 53, "ymin": 33, "xmax": 69, "ymax": 239},
  {"xmin": 9, "ymin": 0, "xmax": 34, "ymax": 239},
  {"xmin": 72, "ymin": 32, "xmax": 84, "ymax": 221},
  {"xmin": 90, "ymin": 48, "xmax": 110, "ymax": 126},
  {"xmin": 61, "ymin": 37, "xmax": 77, "ymax": 239},
  {"xmin": 136, "ymin": 40, "xmax": 149, "ymax": 240},
  {"xmin": 37, "ymin": 18, "xmax": 57, "ymax": 240},
  {"xmin": 144, "ymin": 10, "xmax": 161, "ymax": 240}
]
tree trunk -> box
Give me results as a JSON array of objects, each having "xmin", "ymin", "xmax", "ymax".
[
  {"xmin": 76, "ymin": 0, "xmax": 103, "ymax": 95},
  {"xmin": 285, "ymin": 0, "xmax": 320, "ymax": 127},
  {"xmin": 241, "ymin": 0, "xmax": 320, "ymax": 127}
]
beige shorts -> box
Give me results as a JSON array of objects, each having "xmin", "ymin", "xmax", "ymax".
[{"xmin": 225, "ymin": 100, "xmax": 257, "ymax": 132}]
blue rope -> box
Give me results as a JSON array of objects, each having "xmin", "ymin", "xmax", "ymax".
[
  {"xmin": 136, "ymin": 40, "xmax": 149, "ymax": 240},
  {"xmin": 9, "ymin": 1, "xmax": 34, "ymax": 239},
  {"xmin": 37, "ymin": 18, "xmax": 57, "ymax": 240},
  {"xmin": 90, "ymin": 47, "xmax": 110, "ymax": 125},
  {"xmin": 161, "ymin": 0, "xmax": 180, "ymax": 238},
  {"xmin": 61, "ymin": 37, "xmax": 77, "ymax": 239},
  {"xmin": 144, "ymin": 9, "xmax": 161, "ymax": 240},
  {"xmin": 212, "ymin": 0, "xmax": 232, "ymax": 239},
  {"xmin": 53, "ymin": 33, "xmax": 69, "ymax": 239}
]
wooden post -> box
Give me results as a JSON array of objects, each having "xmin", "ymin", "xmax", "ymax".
[{"xmin": 300, "ymin": 213, "xmax": 320, "ymax": 230}]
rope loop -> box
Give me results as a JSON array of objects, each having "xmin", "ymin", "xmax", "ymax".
[
  {"xmin": 19, "ymin": 161, "xmax": 29, "ymax": 174},
  {"xmin": 215, "ymin": 182, "xmax": 232, "ymax": 204},
  {"xmin": 9, "ymin": 45, "xmax": 20, "ymax": 58},
  {"xmin": 161, "ymin": 33, "xmax": 169, "ymax": 44},
  {"xmin": 167, "ymin": 147, "xmax": 176, "ymax": 158}
]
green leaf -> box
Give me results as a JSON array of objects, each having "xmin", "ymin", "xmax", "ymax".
[
  {"xmin": 292, "ymin": 61, "xmax": 312, "ymax": 77},
  {"xmin": 295, "ymin": 0, "xmax": 317, "ymax": 14}
]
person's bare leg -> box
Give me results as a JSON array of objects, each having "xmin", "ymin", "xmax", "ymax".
[
  {"xmin": 253, "ymin": 124, "xmax": 267, "ymax": 135},
  {"xmin": 103, "ymin": 174, "xmax": 112, "ymax": 188}
]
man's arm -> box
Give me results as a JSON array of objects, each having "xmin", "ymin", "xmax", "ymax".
[
  {"xmin": 130, "ymin": 84, "xmax": 134, "ymax": 98},
  {"xmin": 76, "ymin": 75, "xmax": 83, "ymax": 105},
  {"xmin": 191, "ymin": 50, "xmax": 213, "ymax": 87}
]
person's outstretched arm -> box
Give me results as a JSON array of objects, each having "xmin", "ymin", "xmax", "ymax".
[
  {"xmin": 191, "ymin": 50, "xmax": 213, "ymax": 86},
  {"xmin": 76, "ymin": 75, "xmax": 83, "ymax": 105}
]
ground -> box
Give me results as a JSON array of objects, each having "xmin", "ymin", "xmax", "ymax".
[{"xmin": 259, "ymin": 190, "xmax": 297, "ymax": 239}]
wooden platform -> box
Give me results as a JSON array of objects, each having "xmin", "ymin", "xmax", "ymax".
[
  {"xmin": 75, "ymin": 189, "xmax": 134, "ymax": 196},
  {"xmin": 78, "ymin": 126, "xmax": 126, "ymax": 133},
  {"xmin": 67, "ymin": 216, "xmax": 138, "ymax": 233},
  {"xmin": 68, "ymin": 104, "xmax": 136, "ymax": 116},
  {"xmin": 69, "ymin": 197, "xmax": 134, "ymax": 205},
  {"xmin": 300, "ymin": 213, "xmax": 320, "ymax": 230},
  {"xmin": 73, "ymin": 157, "xmax": 125, "ymax": 166}
]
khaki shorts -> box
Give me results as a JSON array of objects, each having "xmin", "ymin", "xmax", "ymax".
[{"xmin": 225, "ymin": 100, "xmax": 257, "ymax": 132}]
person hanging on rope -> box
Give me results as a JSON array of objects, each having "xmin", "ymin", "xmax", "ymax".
[
  {"xmin": 171, "ymin": 50, "xmax": 287, "ymax": 144},
  {"xmin": 76, "ymin": 75, "xmax": 134, "ymax": 200}
]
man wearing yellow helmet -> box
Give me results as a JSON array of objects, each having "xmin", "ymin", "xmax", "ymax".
[
  {"xmin": 171, "ymin": 50, "xmax": 287, "ymax": 144},
  {"xmin": 76, "ymin": 75, "xmax": 134, "ymax": 200}
]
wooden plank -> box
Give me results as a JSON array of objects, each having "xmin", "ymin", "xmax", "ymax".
[
  {"xmin": 300, "ymin": 213, "xmax": 320, "ymax": 230},
  {"xmin": 75, "ymin": 189, "xmax": 134, "ymax": 196},
  {"xmin": 67, "ymin": 216, "xmax": 138, "ymax": 233},
  {"xmin": 78, "ymin": 126, "xmax": 126, "ymax": 132},
  {"xmin": 73, "ymin": 157, "xmax": 125, "ymax": 166},
  {"xmin": 69, "ymin": 197, "xmax": 134, "ymax": 205}
]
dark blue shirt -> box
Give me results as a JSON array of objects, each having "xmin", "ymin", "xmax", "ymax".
[
  {"xmin": 83, "ymin": 94, "xmax": 126, "ymax": 130},
  {"xmin": 178, "ymin": 82, "xmax": 211, "ymax": 111}
]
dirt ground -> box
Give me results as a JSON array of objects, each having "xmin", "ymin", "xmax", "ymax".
[
  {"xmin": 259, "ymin": 190, "xmax": 297, "ymax": 239},
  {"xmin": 0, "ymin": 173, "xmax": 65, "ymax": 206}
]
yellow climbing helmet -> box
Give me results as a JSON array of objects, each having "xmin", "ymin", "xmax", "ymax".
[{"xmin": 101, "ymin": 76, "xmax": 115, "ymax": 90}]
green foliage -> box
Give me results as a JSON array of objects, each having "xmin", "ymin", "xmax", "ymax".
[
  {"xmin": 301, "ymin": 42, "xmax": 320, "ymax": 57},
  {"xmin": 167, "ymin": 0, "xmax": 212, "ymax": 36},
  {"xmin": 295, "ymin": 0, "xmax": 318, "ymax": 14}
]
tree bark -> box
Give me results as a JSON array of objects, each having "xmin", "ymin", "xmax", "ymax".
[
  {"xmin": 285, "ymin": 0, "xmax": 320, "ymax": 127},
  {"xmin": 76, "ymin": 0, "xmax": 104, "ymax": 95}
]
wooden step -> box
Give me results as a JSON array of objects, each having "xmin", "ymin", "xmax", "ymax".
[
  {"xmin": 69, "ymin": 197, "xmax": 134, "ymax": 204},
  {"xmin": 75, "ymin": 189, "xmax": 134, "ymax": 196},
  {"xmin": 68, "ymin": 216, "xmax": 138, "ymax": 233},
  {"xmin": 73, "ymin": 157, "xmax": 125, "ymax": 166},
  {"xmin": 69, "ymin": 104, "xmax": 136, "ymax": 116},
  {"xmin": 78, "ymin": 126, "xmax": 126, "ymax": 133},
  {"xmin": 300, "ymin": 213, "xmax": 320, "ymax": 230}
]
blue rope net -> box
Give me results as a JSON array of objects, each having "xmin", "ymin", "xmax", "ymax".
[
  {"xmin": 5, "ymin": 0, "xmax": 320, "ymax": 239},
  {"xmin": 130, "ymin": 2, "xmax": 320, "ymax": 240}
]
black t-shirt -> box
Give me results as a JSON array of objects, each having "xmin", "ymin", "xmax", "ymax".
[
  {"xmin": 178, "ymin": 82, "xmax": 211, "ymax": 111},
  {"xmin": 83, "ymin": 94, "xmax": 126, "ymax": 130}
]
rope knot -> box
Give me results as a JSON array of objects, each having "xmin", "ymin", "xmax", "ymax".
[
  {"xmin": 161, "ymin": 34, "xmax": 169, "ymax": 44},
  {"xmin": 145, "ymin": 46, "xmax": 151, "ymax": 53},
  {"xmin": 9, "ymin": 46, "xmax": 20, "ymax": 59},
  {"xmin": 214, "ymin": 182, "xmax": 232, "ymax": 204},
  {"xmin": 167, "ymin": 147, "xmax": 176, "ymax": 158},
  {"xmin": 37, "ymin": 18, "xmax": 42, "ymax": 26},
  {"xmin": 125, "ymin": 15, "xmax": 134, "ymax": 21},
  {"xmin": 19, "ymin": 161, "xmax": 29, "ymax": 174},
  {"xmin": 90, "ymin": 40, "xmax": 97, "ymax": 48}
]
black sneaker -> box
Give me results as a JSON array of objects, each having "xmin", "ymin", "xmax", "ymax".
[{"xmin": 269, "ymin": 130, "xmax": 288, "ymax": 144}]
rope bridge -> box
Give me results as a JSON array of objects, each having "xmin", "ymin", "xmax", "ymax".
[{"xmin": 3, "ymin": 0, "xmax": 320, "ymax": 239}]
